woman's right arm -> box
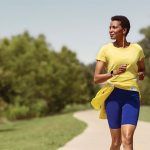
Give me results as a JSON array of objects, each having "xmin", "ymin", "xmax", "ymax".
[
  {"xmin": 94, "ymin": 61, "xmax": 127, "ymax": 84},
  {"xmin": 94, "ymin": 60, "xmax": 112, "ymax": 84}
]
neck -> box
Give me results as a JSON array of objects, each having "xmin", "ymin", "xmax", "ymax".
[{"xmin": 114, "ymin": 38, "xmax": 129, "ymax": 48}]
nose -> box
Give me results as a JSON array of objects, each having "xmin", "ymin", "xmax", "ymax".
[{"xmin": 109, "ymin": 27, "xmax": 113, "ymax": 34}]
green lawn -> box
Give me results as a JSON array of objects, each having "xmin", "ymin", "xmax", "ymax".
[
  {"xmin": 0, "ymin": 112, "xmax": 86, "ymax": 150},
  {"xmin": 139, "ymin": 106, "xmax": 150, "ymax": 122}
]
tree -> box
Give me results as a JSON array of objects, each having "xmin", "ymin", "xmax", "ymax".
[
  {"xmin": 138, "ymin": 26, "xmax": 150, "ymax": 105},
  {"xmin": 0, "ymin": 31, "xmax": 96, "ymax": 120},
  {"xmin": 139, "ymin": 26, "xmax": 150, "ymax": 76}
]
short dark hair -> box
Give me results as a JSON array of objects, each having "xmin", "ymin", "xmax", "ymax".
[{"xmin": 111, "ymin": 15, "xmax": 130, "ymax": 36}]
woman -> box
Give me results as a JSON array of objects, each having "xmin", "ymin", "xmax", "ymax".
[{"xmin": 93, "ymin": 15, "xmax": 145, "ymax": 150}]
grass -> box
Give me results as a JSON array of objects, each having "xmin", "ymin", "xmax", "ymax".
[
  {"xmin": 139, "ymin": 105, "xmax": 150, "ymax": 122},
  {"xmin": 0, "ymin": 112, "xmax": 87, "ymax": 150}
]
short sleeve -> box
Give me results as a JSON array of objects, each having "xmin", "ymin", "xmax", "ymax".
[
  {"xmin": 96, "ymin": 46, "xmax": 107, "ymax": 62},
  {"xmin": 138, "ymin": 46, "xmax": 145, "ymax": 61}
]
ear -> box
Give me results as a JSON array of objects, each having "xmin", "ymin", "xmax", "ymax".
[{"xmin": 123, "ymin": 28, "xmax": 127, "ymax": 35}]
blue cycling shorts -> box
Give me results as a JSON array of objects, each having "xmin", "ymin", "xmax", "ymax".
[{"xmin": 105, "ymin": 87, "xmax": 140, "ymax": 129}]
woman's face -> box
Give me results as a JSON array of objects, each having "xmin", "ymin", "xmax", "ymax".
[{"xmin": 109, "ymin": 20, "xmax": 124, "ymax": 40}]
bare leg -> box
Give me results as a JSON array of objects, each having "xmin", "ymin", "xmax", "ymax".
[
  {"xmin": 121, "ymin": 124, "xmax": 136, "ymax": 150},
  {"xmin": 109, "ymin": 128, "xmax": 122, "ymax": 150}
]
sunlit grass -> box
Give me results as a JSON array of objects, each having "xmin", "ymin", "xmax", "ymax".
[
  {"xmin": 0, "ymin": 112, "xmax": 86, "ymax": 150},
  {"xmin": 139, "ymin": 105, "xmax": 150, "ymax": 122}
]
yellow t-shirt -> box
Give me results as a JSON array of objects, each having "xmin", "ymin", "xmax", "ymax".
[{"xmin": 96, "ymin": 43, "xmax": 145, "ymax": 91}]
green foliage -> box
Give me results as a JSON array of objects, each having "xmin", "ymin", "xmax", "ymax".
[
  {"xmin": 0, "ymin": 31, "xmax": 96, "ymax": 120},
  {"xmin": 62, "ymin": 103, "xmax": 92, "ymax": 114},
  {"xmin": 30, "ymin": 99, "xmax": 48, "ymax": 117},
  {"xmin": 138, "ymin": 26, "xmax": 150, "ymax": 105},
  {"xmin": 139, "ymin": 26, "xmax": 150, "ymax": 76},
  {"xmin": 140, "ymin": 77, "xmax": 150, "ymax": 105},
  {"xmin": 6, "ymin": 104, "xmax": 30, "ymax": 120}
]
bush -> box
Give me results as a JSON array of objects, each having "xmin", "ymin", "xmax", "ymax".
[
  {"xmin": 140, "ymin": 76, "xmax": 150, "ymax": 105},
  {"xmin": 30, "ymin": 99, "xmax": 48, "ymax": 117},
  {"xmin": 62, "ymin": 103, "xmax": 92, "ymax": 114},
  {"xmin": 6, "ymin": 104, "xmax": 30, "ymax": 120}
]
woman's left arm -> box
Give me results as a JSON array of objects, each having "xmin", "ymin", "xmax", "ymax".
[{"xmin": 137, "ymin": 58, "xmax": 145, "ymax": 80}]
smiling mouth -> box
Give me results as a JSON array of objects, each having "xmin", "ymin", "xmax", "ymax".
[
  {"xmin": 110, "ymin": 34, "xmax": 114, "ymax": 36},
  {"xmin": 110, "ymin": 34, "xmax": 115, "ymax": 37}
]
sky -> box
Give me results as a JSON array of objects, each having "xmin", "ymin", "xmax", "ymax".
[{"xmin": 0, "ymin": 0, "xmax": 150, "ymax": 64}]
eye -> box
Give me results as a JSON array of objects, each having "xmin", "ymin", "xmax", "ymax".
[{"xmin": 112, "ymin": 26, "xmax": 117, "ymax": 29}]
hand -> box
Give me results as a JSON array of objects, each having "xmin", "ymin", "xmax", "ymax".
[
  {"xmin": 113, "ymin": 64, "xmax": 128, "ymax": 75},
  {"xmin": 138, "ymin": 72, "xmax": 145, "ymax": 80}
]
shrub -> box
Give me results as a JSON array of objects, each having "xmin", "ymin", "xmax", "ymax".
[
  {"xmin": 30, "ymin": 99, "xmax": 48, "ymax": 117},
  {"xmin": 6, "ymin": 104, "xmax": 30, "ymax": 120}
]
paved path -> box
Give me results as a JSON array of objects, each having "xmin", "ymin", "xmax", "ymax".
[{"xmin": 59, "ymin": 109, "xmax": 150, "ymax": 150}]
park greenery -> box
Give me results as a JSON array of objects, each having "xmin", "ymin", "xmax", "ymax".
[
  {"xmin": 0, "ymin": 112, "xmax": 87, "ymax": 150},
  {"xmin": 0, "ymin": 26, "xmax": 150, "ymax": 120},
  {"xmin": 138, "ymin": 26, "xmax": 150, "ymax": 105},
  {"xmin": 0, "ymin": 105, "xmax": 149, "ymax": 150},
  {"xmin": 0, "ymin": 31, "xmax": 97, "ymax": 120}
]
